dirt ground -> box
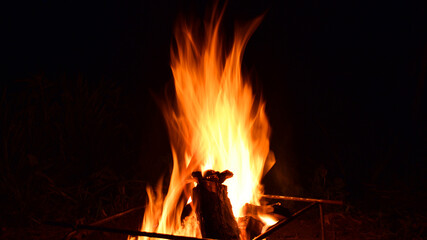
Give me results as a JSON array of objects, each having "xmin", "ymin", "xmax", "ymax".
[{"xmin": 1, "ymin": 187, "xmax": 425, "ymax": 240}]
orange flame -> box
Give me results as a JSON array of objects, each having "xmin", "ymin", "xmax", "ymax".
[{"xmin": 132, "ymin": 4, "xmax": 274, "ymax": 239}]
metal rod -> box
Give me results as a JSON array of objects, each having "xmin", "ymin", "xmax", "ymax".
[
  {"xmin": 44, "ymin": 221, "xmax": 217, "ymax": 240},
  {"xmin": 252, "ymin": 202, "xmax": 318, "ymax": 240},
  {"xmin": 262, "ymin": 195, "xmax": 343, "ymax": 205},
  {"xmin": 319, "ymin": 203, "xmax": 325, "ymax": 240},
  {"xmin": 91, "ymin": 205, "xmax": 145, "ymax": 226},
  {"xmin": 60, "ymin": 206, "xmax": 146, "ymax": 240}
]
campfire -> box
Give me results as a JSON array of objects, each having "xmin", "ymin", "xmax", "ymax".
[
  {"xmin": 41, "ymin": 3, "xmax": 344, "ymax": 240},
  {"xmin": 6, "ymin": 0, "xmax": 421, "ymax": 239},
  {"xmin": 97, "ymin": 3, "xmax": 344, "ymax": 240},
  {"xmin": 131, "ymin": 3, "xmax": 277, "ymax": 240}
]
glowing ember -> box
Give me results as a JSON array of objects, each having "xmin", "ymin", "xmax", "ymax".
[{"xmin": 131, "ymin": 4, "xmax": 275, "ymax": 239}]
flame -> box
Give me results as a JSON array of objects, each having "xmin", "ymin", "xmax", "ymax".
[{"xmin": 133, "ymin": 4, "xmax": 274, "ymax": 239}]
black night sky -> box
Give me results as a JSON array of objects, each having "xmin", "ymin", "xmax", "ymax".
[{"xmin": 2, "ymin": 0, "xmax": 426, "ymax": 239}]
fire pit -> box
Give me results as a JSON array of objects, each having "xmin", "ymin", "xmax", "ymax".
[{"xmin": 46, "ymin": 193, "xmax": 342, "ymax": 240}]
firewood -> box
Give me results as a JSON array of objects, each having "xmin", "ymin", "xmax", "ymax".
[
  {"xmin": 238, "ymin": 216, "xmax": 264, "ymax": 240},
  {"xmin": 192, "ymin": 170, "xmax": 240, "ymax": 239},
  {"xmin": 218, "ymin": 170, "xmax": 233, "ymax": 183},
  {"xmin": 242, "ymin": 202, "xmax": 291, "ymax": 218}
]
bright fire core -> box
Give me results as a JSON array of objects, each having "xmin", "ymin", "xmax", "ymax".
[{"xmin": 132, "ymin": 5, "xmax": 275, "ymax": 239}]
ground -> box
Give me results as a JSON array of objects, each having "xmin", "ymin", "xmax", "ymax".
[{"xmin": 1, "ymin": 176, "xmax": 425, "ymax": 240}]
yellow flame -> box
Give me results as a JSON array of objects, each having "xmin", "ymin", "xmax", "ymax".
[{"xmin": 133, "ymin": 4, "xmax": 273, "ymax": 239}]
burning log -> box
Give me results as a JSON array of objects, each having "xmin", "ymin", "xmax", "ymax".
[
  {"xmin": 238, "ymin": 216, "xmax": 264, "ymax": 240},
  {"xmin": 241, "ymin": 202, "xmax": 291, "ymax": 219},
  {"xmin": 239, "ymin": 203, "xmax": 290, "ymax": 240},
  {"xmin": 192, "ymin": 170, "xmax": 240, "ymax": 240}
]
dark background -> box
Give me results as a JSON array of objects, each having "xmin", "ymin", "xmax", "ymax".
[{"xmin": 2, "ymin": 0, "xmax": 426, "ymax": 237}]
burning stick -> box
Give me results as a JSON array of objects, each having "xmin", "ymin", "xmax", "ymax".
[{"xmin": 241, "ymin": 202, "xmax": 291, "ymax": 218}]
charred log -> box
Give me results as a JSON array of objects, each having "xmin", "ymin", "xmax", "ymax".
[
  {"xmin": 272, "ymin": 203, "xmax": 291, "ymax": 217},
  {"xmin": 238, "ymin": 216, "xmax": 264, "ymax": 240},
  {"xmin": 192, "ymin": 170, "xmax": 233, "ymax": 184},
  {"xmin": 192, "ymin": 170, "xmax": 240, "ymax": 240},
  {"xmin": 181, "ymin": 203, "xmax": 193, "ymax": 222}
]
